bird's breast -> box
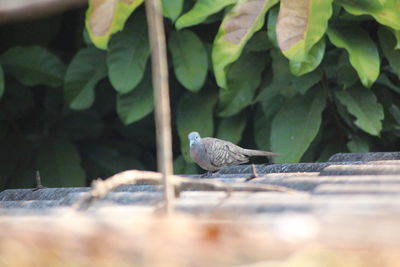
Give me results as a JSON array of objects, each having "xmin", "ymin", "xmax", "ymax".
[{"xmin": 190, "ymin": 146, "xmax": 217, "ymax": 171}]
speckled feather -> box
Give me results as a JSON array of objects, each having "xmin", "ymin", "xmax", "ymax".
[{"xmin": 189, "ymin": 135, "xmax": 277, "ymax": 172}]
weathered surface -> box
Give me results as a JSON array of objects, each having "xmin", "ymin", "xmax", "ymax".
[
  {"xmin": 328, "ymin": 152, "xmax": 400, "ymax": 162},
  {"xmin": 218, "ymin": 162, "xmax": 360, "ymax": 175},
  {"xmin": 320, "ymin": 164, "xmax": 400, "ymax": 176},
  {"xmin": 0, "ymin": 151, "xmax": 400, "ymax": 266}
]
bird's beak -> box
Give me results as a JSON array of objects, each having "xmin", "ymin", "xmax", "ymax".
[{"xmin": 189, "ymin": 140, "xmax": 194, "ymax": 147}]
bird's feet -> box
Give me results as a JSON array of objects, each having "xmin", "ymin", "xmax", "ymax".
[{"xmin": 200, "ymin": 171, "xmax": 214, "ymax": 178}]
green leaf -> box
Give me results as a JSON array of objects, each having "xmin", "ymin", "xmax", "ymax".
[
  {"xmin": 335, "ymin": 99, "xmax": 358, "ymax": 131},
  {"xmin": 64, "ymin": 47, "xmax": 108, "ymax": 110},
  {"xmin": 0, "ymin": 65, "xmax": 4, "ymax": 99},
  {"xmin": 334, "ymin": 85, "xmax": 384, "ymax": 136},
  {"xmin": 52, "ymin": 112, "xmax": 104, "ymax": 141},
  {"xmin": 270, "ymin": 88, "xmax": 327, "ymax": 163},
  {"xmin": 347, "ymin": 134, "xmax": 369, "ymax": 153},
  {"xmin": 0, "ymin": 46, "xmax": 65, "ymax": 87},
  {"xmin": 245, "ymin": 31, "xmax": 272, "ymax": 52},
  {"xmin": 388, "ymin": 104, "xmax": 400, "ymax": 126},
  {"xmin": 216, "ymin": 113, "xmax": 246, "ymax": 144},
  {"xmin": 173, "ymin": 155, "xmax": 198, "ymax": 174},
  {"xmin": 117, "ymin": 72, "xmax": 154, "ymax": 125},
  {"xmin": 377, "ymin": 74, "xmax": 400, "ymax": 94},
  {"xmin": 162, "ymin": 0, "xmax": 183, "ymax": 21},
  {"xmin": 85, "ymin": 0, "xmax": 144, "ymax": 49},
  {"xmin": 107, "ymin": 13, "xmax": 150, "ymax": 93},
  {"xmin": 0, "ymin": 16, "xmax": 62, "ymax": 48},
  {"xmin": 82, "ymin": 145, "xmax": 144, "ymax": 178},
  {"xmin": 169, "ymin": 30, "xmax": 208, "ymax": 92},
  {"xmin": 212, "ymin": 0, "xmax": 278, "ymax": 89},
  {"xmin": 289, "ymin": 38, "xmax": 325, "ymax": 76},
  {"xmin": 276, "ymin": 0, "xmax": 333, "ymax": 63},
  {"xmin": 267, "ymin": 5, "xmax": 279, "ymax": 48},
  {"xmin": 175, "ymin": 0, "xmax": 237, "ymax": 30},
  {"xmin": 256, "ymin": 50, "xmax": 322, "ymax": 102},
  {"xmin": 317, "ymin": 142, "xmax": 347, "ymax": 162},
  {"xmin": 326, "ymin": 25, "xmax": 380, "ymax": 88},
  {"xmin": 36, "ymin": 140, "xmax": 86, "ymax": 187},
  {"xmin": 336, "ymin": 52, "xmax": 359, "ymax": 89},
  {"xmin": 177, "ymin": 90, "xmax": 217, "ymax": 161},
  {"xmin": 1, "ymin": 83, "xmax": 34, "ymax": 118},
  {"xmin": 0, "ymin": 137, "xmax": 33, "ymax": 189},
  {"xmin": 378, "ymin": 26, "xmax": 400, "ymax": 77},
  {"xmin": 393, "ymin": 30, "xmax": 400, "ymax": 49},
  {"xmin": 254, "ymin": 98, "xmax": 284, "ymax": 151},
  {"xmin": 218, "ymin": 51, "xmax": 267, "ymax": 117},
  {"xmin": 337, "ymin": 0, "xmax": 400, "ymax": 30}
]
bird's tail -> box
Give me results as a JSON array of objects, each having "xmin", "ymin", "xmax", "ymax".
[{"xmin": 242, "ymin": 149, "xmax": 279, "ymax": 157}]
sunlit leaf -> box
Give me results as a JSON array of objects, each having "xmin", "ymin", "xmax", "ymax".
[
  {"xmin": 107, "ymin": 13, "xmax": 150, "ymax": 93},
  {"xmin": 326, "ymin": 25, "xmax": 379, "ymax": 88},
  {"xmin": 117, "ymin": 73, "xmax": 153, "ymax": 125},
  {"xmin": 0, "ymin": 46, "xmax": 65, "ymax": 87},
  {"xmin": 85, "ymin": 0, "xmax": 144, "ymax": 49},
  {"xmin": 335, "ymin": 85, "xmax": 384, "ymax": 136},
  {"xmin": 212, "ymin": 0, "xmax": 278, "ymax": 89},
  {"xmin": 64, "ymin": 47, "xmax": 108, "ymax": 110},
  {"xmin": 276, "ymin": 0, "xmax": 333, "ymax": 63},
  {"xmin": 175, "ymin": 0, "xmax": 237, "ymax": 30},
  {"xmin": 169, "ymin": 30, "xmax": 208, "ymax": 92},
  {"xmin": 177, "ymin": 90, "xmax": 217, "ymax": 161},
  {"xmin": 271, "ymin": 88, "xmax": 327, "ymax": 163},
  {"xmin": 337, "ymin": 0, "xmax": 400, "ymax": 30},
  {"xmin": 36, "ymin": 140, "xmax": 86, "ymax": 187}
]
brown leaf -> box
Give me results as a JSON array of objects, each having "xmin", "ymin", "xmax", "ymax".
[
  {"xmin": 276, "ymin": 0, "xmax": 307, "ymax": 51},
  {"xmin": 89, "ymin": 0, "xmax": 116, "ymax": 36},
  {"xmin": 223, "ymin": 0, "xmax": 265, "ymax": 44}
]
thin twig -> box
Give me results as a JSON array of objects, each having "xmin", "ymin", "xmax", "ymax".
[
  {"xmin": 74, "ymin": 170, "xmax": 304, "ymax": 210},
  {"xmin": 32, "ymin": 170, "xmax": 45, "ymax": 191},
  {"xmin": 245, "ymin": 164, "xmax": 259, "ymax": 182},
  {"xmin": 145, "ymin": 0, "xmax": 174, "ymax": 214}
]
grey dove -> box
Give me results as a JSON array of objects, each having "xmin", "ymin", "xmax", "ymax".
[{"xmin": 188, "ymin": 131, "xmax": 277, "ymax": 176}]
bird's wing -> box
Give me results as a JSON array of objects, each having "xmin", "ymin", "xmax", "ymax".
[{"xmin": 202, "ymin": 138, "xmax": 248, "ymax": 168}]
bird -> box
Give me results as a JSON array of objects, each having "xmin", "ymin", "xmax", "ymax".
[{"xmin": 188, "ymin": 131, "xmax": 278, "ymax": 177}]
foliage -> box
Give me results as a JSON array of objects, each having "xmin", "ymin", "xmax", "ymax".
[{"xmin": 0, "ymin": 0, "xmax": 400, "ymax": 189}]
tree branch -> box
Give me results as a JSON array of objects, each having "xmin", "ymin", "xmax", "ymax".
[
  {"xmin": 74, "ymin": 170, "xmax": 304, "ymax": 210},
  {"xmin": 145, "ymin": 0, "xmax": 175, "ymax": 214},
  {"xmin": 0, "ymin": 0, "xmax": 87, "ymax": 24}
]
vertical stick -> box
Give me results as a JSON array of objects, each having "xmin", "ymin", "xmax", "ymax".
[{"xmin": 144, "ymin": 0, "xmax": 174, "ymax": 214}]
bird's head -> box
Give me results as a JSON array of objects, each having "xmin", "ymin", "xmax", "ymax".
[{"xmin": 188, "ymin": 131, "xmax": 201, "ymax": 147}]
